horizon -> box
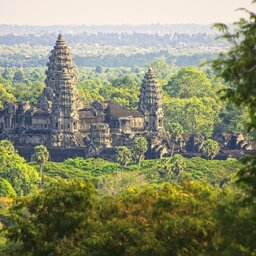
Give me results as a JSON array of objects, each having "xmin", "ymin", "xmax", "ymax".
[
  {"xmin": 0, "ymin": 23, "xmax": 220, "ymax": 26},
  {"xmin": 0, "ymin": 0, "xmax": 254, "ymax": 26}
]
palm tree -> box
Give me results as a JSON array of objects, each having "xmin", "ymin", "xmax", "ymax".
[
  {"xmin": 201, "ymin": 139, "xmax": 220, "ymax": 160},
  {"xmin": 115, "ymin": 146, "xmax": 132, "ymax": 174},
  {"xmin": 32, "ymin": 145, "xmax": 49, "ymax": 188},
  {"xmin": 132, "ymin": 137, "xmax": 148, "ymax": 169}
]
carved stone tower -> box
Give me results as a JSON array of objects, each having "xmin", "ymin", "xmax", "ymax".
[
  {"xmin": 41, "ymin": 34, "xmax": 83, "ymax": 147},
  {"xmin": 138, "ymin": 68, "xmax": 164, "ymax": 131}
]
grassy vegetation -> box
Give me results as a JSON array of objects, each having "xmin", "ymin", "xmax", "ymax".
[{"xmin": 29, "ymin": 156, "xmax": 241, "ymax": 189}]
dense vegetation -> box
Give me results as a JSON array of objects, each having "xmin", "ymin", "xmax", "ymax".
[{"xmin": 0, "ymin": 142, "xmax": 241, "ymax": 255}]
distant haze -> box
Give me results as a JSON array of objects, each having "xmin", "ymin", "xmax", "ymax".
[{"xmin": 0, "ymin": 0, "xmax": 254, "ymax": 25}]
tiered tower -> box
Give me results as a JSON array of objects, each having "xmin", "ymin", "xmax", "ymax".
[
  {"xmin": 41, "ymin": 34, "xmax": 82, "ymax": 147},
  {"xmin": 138, "ymin": 68, "xmax": 164, "ymax": 131}
]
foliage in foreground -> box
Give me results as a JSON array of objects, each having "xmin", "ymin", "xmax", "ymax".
[
  {"xmin": 209, "ymin": 2, "xmax": 256, "ymax": 254},
  {"xmin": 3, "ymin": 179, "xmax": 220, "ymax": 256},
  {"xmin": 0, "ymin": 141, "xmax": 39, "ymax": 196}
]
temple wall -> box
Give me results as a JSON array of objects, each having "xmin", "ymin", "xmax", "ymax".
[
  {"xmin": 4, "ymin": 134, "xmax": 50, "ymax": 147},
  {"xmin": 31, "ymin": 117, "xmax": 51, "ymax": 129},
  {"xmin": 0, "ymin": 115, "xmax": 4, "ymax": 129},
  {"xmin": 131, "ymin": 117, "xmax": 144, "ymax": 128},
  {"xmin": 17, "ymin": 146, "xmax": 86, "ymax": 162}
]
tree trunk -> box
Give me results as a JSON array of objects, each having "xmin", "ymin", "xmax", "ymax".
[
  {"xmin": 170, "ymin": 144, "xmax": 175, "ymax": 158},
  {"xmin": 138, "ymin": 155, "xmax": 142, "ymax": 169},
  {"xmin": 39, "ymin": 164, "xmax": 43, "ymax": 188}
]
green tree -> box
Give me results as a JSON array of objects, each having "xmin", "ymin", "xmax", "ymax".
[
  {"xmin": 0, "ymin": 140, "xmax": 15, "ymax": 154},
  {"xmin": 95, "ymin": 65, "xmax": 103, "ymax": 73},
  {"xmin": 28, "ymin": 69, "xmax": 44, "ymax": 83},
  {"xmin": 0, "ymin": 178, "xmax": 16, "ymax": 197},
  {"xmin": 209, "ymin": 3, "xmax": 256, "ymax": 254},
  {"xmin": 160, "ymin": 155, "xmax": 187, "ymax": 182},
  {"xmin": 165, "ymin": 67, "xmax": 214, "ymax": 98},
  {"xmin": 78, "ymin": 78, "xmax": 105, "ymax": 103},
  {"xmin": 164, "ymin": 97, "xmax": 220, "ymax": 137},
  {"xmin": 5, "ymin": 179, "xmax": 95, "ymax": 256},
  {"xmin": 115, "ymin": 146, "xmax": 132, "ymax": 173},
  {"xmin": 32, "ymin": 145, "xmax": 49, "ymax": 188},
  {"xmin": 111, "ymin": 75, "xmax": 140, "ymax": 89},
  {"xmin": 214, "ymin": 104, "xmax": 248, "ymax": 135},
  {"xmin": 4, "ymin": 180, "xmax": 219, "ymax": 256},
  {"xmin": 132, "ymin": 136, "xmax": 148, "ymax": 167},
  {"xmin": 9, "ymin": 81, "xmax": 44, "ymax": 104},
  {"xmin": 0, "ymin": 84, "xmax": 15, "ymax": 108},
  {"xmin": 2, "ymin": 69, "xmax": 14, "ymax": 81},
  {"xmin": 12, "ymin": 70, "xmax": 25, "ymax": 83},
  {"xmin": 165, "ymin": 121, "xmax": 184, "ymax": 138},
  {"xmin": 110, "ymin": 75, "xmax": 140, "ymax": 108},
  {"xmin": 170, "ymin": 154, "xmax": 187, "ymax": 176},
  {"xmin": 201, "ymin": 139, "xmax": 220, "ymax": 160},
  {"xmin": 0, "ymin": 142, "xmax": 39, "ymax": 196},
  {"xmin": 212, "ymin": 8, "xmax": 256, "ymax": 132}
]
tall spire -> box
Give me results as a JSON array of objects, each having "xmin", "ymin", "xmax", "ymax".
[
  {"xmin": 57, "ymin": 33, "xmax": 65, "ymax": 42},
  {"xmin": 138, "ymin": 68, "xmax": 164, "ymax": 131},
  {"xmin": 42, "ymin": 34, "xmax": 82, "ymax": 147},
  {"xmin": 45, "ymin": 34, "xmax": 75, "ymax": 91}
]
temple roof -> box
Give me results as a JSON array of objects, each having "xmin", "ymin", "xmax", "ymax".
[
  {"xmin": 139, "ymin": 67, "xmax": 163, "ymax": 112},
  {"xmin": 148, "ymin": 67, "xmax": 153, "ymax": 73},
  {"xmin": 33, "ymin": 108, "xmax": 50, "ymax": 117},
  {"xmin": 57, "ymin": 34, "xmax": 65, "ymax": 42},
  {"xmin": 144, "ymin": 67, "xmax": 158, "ymax": 82},
  {"xmin": 107, "ymin": 101, "xmax": 143, "ymax": 120},
  {"xmin": 78, "ymin": 107, "xmax": 104, "ymax": 119},
  {"xmin": 43, "ymin": 34, "xmax": 82, "ymax": 114},
  {"xmin": 55, "ymin": 33, "xmax": 67, "ymax": 46}
]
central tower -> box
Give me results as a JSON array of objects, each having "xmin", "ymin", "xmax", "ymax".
[{"xmin": 41, "ymin": 34, "xmax": 83, "ymax": 147}]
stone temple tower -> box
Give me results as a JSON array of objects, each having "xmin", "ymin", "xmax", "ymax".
[
  {"xmin": 40, "ymin": 34, "xmax": 83, "ymax": 147},
  {"xmin": 138, "ymin": 68, "xmax": 164, "ymax": 131}
]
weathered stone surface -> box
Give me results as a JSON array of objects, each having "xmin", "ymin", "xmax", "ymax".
[{"xmin": 138, "ymin": 67, "xmax": 164, "ymax": 131}]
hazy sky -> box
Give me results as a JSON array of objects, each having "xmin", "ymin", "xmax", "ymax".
[{"xmin": 0, "ymin": 0, "xmax": 254, "ymax": 25}]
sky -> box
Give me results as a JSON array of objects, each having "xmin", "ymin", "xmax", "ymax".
[{"xmin": 0, "ymin": 0, "xmax": 254, "ymax": 25}]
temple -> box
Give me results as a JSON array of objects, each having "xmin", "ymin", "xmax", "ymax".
[
  {"xmin": 0, "ymin": 34, "xmax": 252, "ymax": 161},
  {"xmin": 0, "ymin": 34, "xmax": 172, "ymax": 160},
  {"xmin": 139, "ymin": 67, "xmax": 164, "ymax": 131}
]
